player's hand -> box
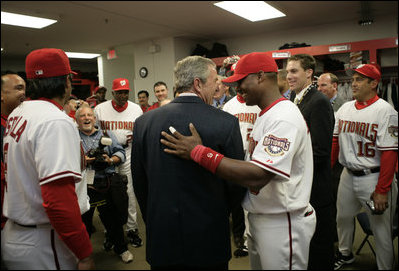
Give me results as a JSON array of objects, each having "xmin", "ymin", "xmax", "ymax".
[
  {"xmin": 78, "ymin": 256, "xmax": 95, "ymax": 270},
  {"xmin": 160, "ymin": 123, "xmax": 203, "ymax": 160},
  {"xmin": 371, "ymin": 191, "xmax": 388, "ymax": 214}
]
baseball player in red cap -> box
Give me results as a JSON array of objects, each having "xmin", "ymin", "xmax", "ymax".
[
  {"xmin": 94, "ymin": 78, "xmax": 144, "ymax": 247},
  {"xmin": 1, "ymin": 48, "xmax": 94, "ymax": 269},
  {"xmin": 332, "ymin": 64, "xmax": 398, "ymax": 270},
  {"xmin": 161, "ymin": 52, "xmax": 316, "ymax": 269}
]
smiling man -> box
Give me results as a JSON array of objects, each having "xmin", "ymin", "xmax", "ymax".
[
  {"xmin": 160, "ymin": 52, "xmax": 316, "ymax": 270},
  {"xmin": 147, "ymin": 81, "xmax": 169, "ymax": 111}
]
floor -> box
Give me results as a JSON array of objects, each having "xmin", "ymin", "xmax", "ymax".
[{"xmin": 89, "ymin": 207, "xmax": 398, "ymax": 270}]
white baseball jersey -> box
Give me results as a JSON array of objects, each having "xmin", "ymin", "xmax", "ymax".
[
  {"xmin": 334, "ymin": 98, "xmax": 398, "ymax": 170},
  {"xmin": 223, "ymin": 95, "xmax": 261, "ymax": 154},
  {"xmin": 3, "ymin": 100, "xmax": 83, "ymax": 225},
  {"xmin": 94, "ymin": 100, "xmax": 143, "ymax": 162},
  {"xmin": 242, "ymin": 99, "xmax": 314, "ymax": 214}
]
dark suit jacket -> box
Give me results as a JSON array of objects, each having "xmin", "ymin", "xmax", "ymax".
[
  {"xmin": 132, "ymin": 95, "xmax": 246, "ymax": 267},
  {"xmin": 291, "ymin": 84, "xmax": 335, "ymax": 208}
]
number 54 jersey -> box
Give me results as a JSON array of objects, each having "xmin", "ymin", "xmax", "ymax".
[{"xmin": 333, "ymin": 97, "xmax": 398, "ymax": 170}]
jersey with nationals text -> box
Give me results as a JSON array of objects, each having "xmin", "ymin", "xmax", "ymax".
[
  {"xmin": 223, "ymin": 95, "xmax": 261, "ymax": 155},
  {"xmin": 242, "ymin": 98, "xmax": 314, "ymax": 214},
  {"xmin": 94, "ymin": 100, "xmax": 142, "ymax": 162},
  {"xmin": 333, "ymin": 98, "xmax": 398, "ymax": 170},
  {"xmin": 3, "ymin": 100, "xmax": 83, "ymax": 225}
]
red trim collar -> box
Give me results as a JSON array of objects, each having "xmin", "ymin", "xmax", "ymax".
[
  {"xmin": 37, "ymin": 98, "xmax": 64, "ymax": 110},
  {"xmin": 355, "ymin": 95, "xmax": 379, "ymax": 110},
  {"xmin": 111, "ymin": 100, "xmax": 128, "ymax": 112},
  {"xmin": 259, "ymin": 97, "xmax": 287, "ymax": 117},
  {"xmin": 237, "ymin": 94, "xmax": 245, "ymax": 104}
]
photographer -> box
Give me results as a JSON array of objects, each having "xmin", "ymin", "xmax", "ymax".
[{"xmin": 76, "ymin": 104, "xmax": 133, "ymax": 264}]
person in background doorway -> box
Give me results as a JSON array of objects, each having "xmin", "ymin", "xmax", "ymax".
[
  {"xmin": 86, "ymin": 86, "xmax": 107, "ymax": 108},
  {"xmin": 147, "ymin": 81, "xmax": 169, "ymax": 111}
]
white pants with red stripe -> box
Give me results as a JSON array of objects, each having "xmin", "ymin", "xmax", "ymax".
[
  {"xmin": 1, "ymin": 221, "xmax": 78, "ymax": 270},
  {"xmin": 247, "ymin": 204, "xmax": 316, "ymax": 270},
  {"xmin": 336, "ymin": 168, "xmax": 397, "ymax": 270}
]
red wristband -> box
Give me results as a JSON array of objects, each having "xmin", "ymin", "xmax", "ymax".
[{"xmin": 190, "ymin": 145, "xmax": 224, "ymax": 174}]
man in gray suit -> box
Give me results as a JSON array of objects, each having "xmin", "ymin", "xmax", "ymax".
[
  {"xmin": 132, "ymin": 55, "xmax": 246, "ymax": 269},
  {"xmin": 317, "ymin": 73, "xmax": 345, "ymax": 112}
]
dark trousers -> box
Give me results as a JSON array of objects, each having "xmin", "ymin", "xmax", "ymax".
[
  {"xmin": 82, "ymin": 187, "xmax": 128, "ymax": 255},
  {"xmin": 307, "ymin": 203, "xmax": 335, "ymax": 270},
  {"xmin": 231, "ymin": 204, "xmax": 246, "ymax": 247},
  {"xmin": 151, "ymin": 262, "xmax": 228, "ymax": 270}
]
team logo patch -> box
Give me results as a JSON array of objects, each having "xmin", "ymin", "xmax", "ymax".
[
  {"xmin": 120, "ymin": 80, "xmax": 126, "ymax": 86},
  {"xmin": 35, "ymin": 70, "xmax": 43, "ymax": 75},
  {"xmin": 263, "ymin": 134, "xmax": 290, "ymax": 156},
  {"xmin": 388, "ymin": 125, "xmax": 398, "ymax": 138},
  {"xmin": 207, "ymin": 153, "xmax": 213, "ymax": 158}
]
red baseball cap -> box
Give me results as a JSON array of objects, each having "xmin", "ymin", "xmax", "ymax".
[
  {"xmin": 25, "ymin": 48, "xmax": 77, "ymax": 79},
  {"xmin": 112, "ymin": 78, "xmax": 131, "ymax": 91},
  {"xmin": 223, "ymin": 52, "xmax": 278, "ymax": 84},
  {"xmin": 94, "ymin": 86, "xmax": 106, "ymax": 93},
  {"xmin": 349, "ymin": 64, "xmax": 381, "ymax": 81}
]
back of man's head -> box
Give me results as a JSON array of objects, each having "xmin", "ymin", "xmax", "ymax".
[
  {"xmin": 174, "ymin": 55, "xmax": 215, "ymax": 94},
  {"xmin": 25, "ymin": 48, "xmax": 75, "ymax": 100}
]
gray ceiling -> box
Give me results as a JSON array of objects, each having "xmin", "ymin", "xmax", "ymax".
[{"xmin": 1, "ymin": 1, "xmax": 397, "ymax": 59}]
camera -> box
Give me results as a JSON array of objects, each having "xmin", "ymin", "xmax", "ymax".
[{"xmin": 88, "ymin": 136, "xmax": 112, "ymax": 171}]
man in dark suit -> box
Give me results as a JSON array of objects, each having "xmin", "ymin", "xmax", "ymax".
[
  {"xmin": 132, "ymin": 55, "xmax": 246, "ymax": 270},
  {"xmin": 287, "ymin": 54, "xmax": 335, "ymax": 270}
]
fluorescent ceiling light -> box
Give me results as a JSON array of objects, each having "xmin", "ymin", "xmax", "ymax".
[
  {"xmin": 65, "ymin": 52, "xmax": 101, "ymax": 59},
  {"xmin": 1, "ymin": 11, "xmax": 57, "ymax": 29},
  {"xmin": 214, "ymin": 1, "xmax": 286, "ymax": 22}
]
